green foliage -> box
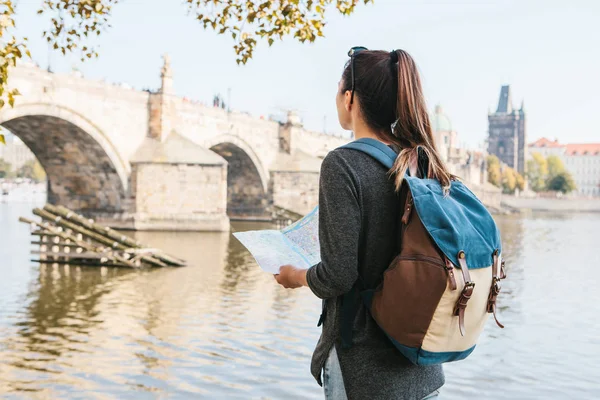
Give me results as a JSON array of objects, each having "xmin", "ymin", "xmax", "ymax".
[
  {"xmin": 39, "ymin": 0, "xmax": 118, "ymax": 62},
  {"xmin": 515, "ymin": 171, "xmax": 525, "ymax": 192},
  {"xmin": 0, "ymin": 158, "xmax": 12, "ymax": 178},
  {"xmin": 486, "ymin": 155, "xmax": 501, "ymax": 187},
  {"xmin": 501, "ymin": 167, "xmax": 517, "ymax": 194},
  {"xmin": 546, "ymin": 155, "xmax": 566, "ymax": 182},
  {"xmin": 526, "ymin": 152, "xmax": 548, "ymax": 192},
  {"xmin": 0, "ymin": 1, "xmax": 27, "ymax": 114},
  {"xmin": 547, "ymin": 171, "xmax": 576, "ymax": 194},
  {"xmin": 32, "ymin": 159, "xmax": 47, "ymax": 182},
  {"xmin": 0, "ymin": 0, "xmax": 372, "ymax": 122},
  {"xmin": 187, "ymin": 0, "xmax": 373, "ymax": 64},
  {"xmin": 16, "ymin": 159, "xmax": 47, "ymax": 182}
]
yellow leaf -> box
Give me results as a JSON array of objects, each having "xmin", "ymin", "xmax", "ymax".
[{"xmin": 0, "ymin": 134, "xmax": 5, "ymax": 145}]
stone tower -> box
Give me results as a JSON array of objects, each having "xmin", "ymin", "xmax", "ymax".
[{"xmin": 487, "ymin": 85, "xmax": 527, "ymax": 174}]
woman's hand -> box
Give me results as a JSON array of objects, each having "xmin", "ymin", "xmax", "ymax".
[{"xmin": 274, "ymin": 265, "xmax": 308, "ymax": 289}]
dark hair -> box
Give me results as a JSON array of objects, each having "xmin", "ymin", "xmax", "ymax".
[{"xmin": 341, "ymin": 49, "xmax": 453, "ymax": 193}]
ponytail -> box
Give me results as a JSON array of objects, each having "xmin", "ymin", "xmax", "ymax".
[{"xmin": 388, "ymin": 50, "xmax": 453, "ymax": 195}]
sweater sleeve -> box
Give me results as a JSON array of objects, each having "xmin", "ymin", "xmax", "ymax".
[{"xmin": 306, "ymin": 150, "xmax": 361, "ymax": 299}]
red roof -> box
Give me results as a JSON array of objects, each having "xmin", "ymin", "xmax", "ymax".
[
  {"xmin": 529, "ymin": 137, "xmax": 564, "ymax": 148},
  {"xmin": 565, "ymin": 143, "xmax": 600, "ymax": 156}
]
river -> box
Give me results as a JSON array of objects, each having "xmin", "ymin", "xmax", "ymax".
[{"xmin": 0, "ymin": 193, "xmax": 599, "ymax": 399}]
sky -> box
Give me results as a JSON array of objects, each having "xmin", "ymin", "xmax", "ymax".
[{"xmin": 11, "ymin": 0, "xmax": 600, "ymax": 149}]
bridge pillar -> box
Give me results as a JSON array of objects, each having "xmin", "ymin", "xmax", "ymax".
[{"xmin": 130, "ymin": 131, "xmax": 230, "ymax": 231}]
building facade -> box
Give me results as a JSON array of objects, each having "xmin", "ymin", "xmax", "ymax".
[
  {"xmin": 487, "ymin": 85, "xmax": 527, "ymax": 175},
  {"xmin": 529, "ymin": 138, "xmax": 600, "ymax": 197},
  {"xmin": 526, "ymin": 137, "xmax": 564, "ymax": 159},
  {"xmin": 0, "ymin": 130, "xmax": 36, "ymax": 170}
]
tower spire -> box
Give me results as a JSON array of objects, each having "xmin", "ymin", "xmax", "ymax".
[
  {"xmin": 495, "ymin": 85, "xmax": 512, "ymax": 113},
  {"xmin": 160, "ymin": 53, "xmax": 173, "ymax": 95}
]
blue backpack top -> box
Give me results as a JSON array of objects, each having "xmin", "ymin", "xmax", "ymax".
[{"xmin": 341, "ymin": 138, "xmax": 501, "ymax": 268}]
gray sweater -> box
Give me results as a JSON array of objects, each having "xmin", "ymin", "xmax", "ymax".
[{"xmin": 306, "ymin": 148, "xmax": 445, "ymax": 400}]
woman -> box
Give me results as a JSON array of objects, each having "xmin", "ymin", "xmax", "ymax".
[{"xmin": 274, "ymin": 48, "xmax": 449, "ymax": 399}]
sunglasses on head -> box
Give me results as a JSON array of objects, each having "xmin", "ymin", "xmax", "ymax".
[{"xmin": 347, "ymin": 46, "xmax": 368, "ymax": 104}]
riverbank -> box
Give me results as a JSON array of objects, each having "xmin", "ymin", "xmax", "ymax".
[{"xmin": 501, "ymin": 195, "xmax": 600, "ymax": 213}]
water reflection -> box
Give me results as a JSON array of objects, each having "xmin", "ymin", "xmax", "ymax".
[{"xmin": 1, "ymin": 201, "xmax": 599, "ymax": 399}]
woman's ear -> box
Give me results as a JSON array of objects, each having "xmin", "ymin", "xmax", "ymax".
[{"xmin": 344, "ymin": 90, "xmax": 353, "ymax": 112}]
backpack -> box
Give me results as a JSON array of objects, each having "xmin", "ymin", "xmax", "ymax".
[{"xmin": 339, "ymin": 138, "xmax": 506, "ymax": 365}]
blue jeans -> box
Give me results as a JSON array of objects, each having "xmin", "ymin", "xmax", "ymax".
[{"xmin": 323, "ymin": 347, "xmax": 441, "ymax": 400}]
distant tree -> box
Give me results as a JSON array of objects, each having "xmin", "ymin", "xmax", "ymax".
[
  {"xmin": 486, "ymin": 155, "xmax": 501, "ymax": 187},
  {"xmin": 0, "ymin": 158, "xmax": 13, "ymax": 178},
  {"xmin": 547, "ymin": 171, "xmax": 576, "ymax": 194},
  {"xmin": 16, "ymin": 159, "xmax": 46, "ymax": 182},
  {"xmin": 526, "ymin": 152, "xmax": 548, "ymax": 192},
  {"xmin": 515, "ymin": 171, "xmax": 525, "ymax": 192},
  {"xmin": 546, "ymin": 155, "xmax": 566, "ymax": 183},
  {"xmin": 501, "ymin": 167, "xmax": 517, "ymax": 194},
  {"xmin": 32, "ymin": 160, "xmax": 47, "ymax": 182}
]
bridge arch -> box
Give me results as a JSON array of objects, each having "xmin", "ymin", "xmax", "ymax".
[
  {"xmin": 203, "ymin": 134, "xmax": 268, "ymax": 191},
  {"xmin": 0, "ymin": 103, "xmax": 128, "ymax": 213},
  {"xmin": 205, "ymin": 135, "xmax": 269, "ymax": 218}
]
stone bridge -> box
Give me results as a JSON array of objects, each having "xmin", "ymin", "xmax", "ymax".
[{"xmin": 1, "ymin": 56, "xmax": 348, "ymax": 231}]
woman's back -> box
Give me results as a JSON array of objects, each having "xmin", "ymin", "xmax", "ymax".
[{"xmin": 307, "ymin": 148, "xmax": 444, "ymax": 399}]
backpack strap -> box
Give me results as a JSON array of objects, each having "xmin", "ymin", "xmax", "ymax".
[
  {"xmin": 453, "ymin": 251, "xmax": 475, "ymax": 336},
  {"xmin": 338, "ymin": 138, "xmax": 398, "ymax": 349},
  {"xmin": 487, "ymin": 249, "xmax": 505, "ymax": 329},
  {"xmin": 340, "ymin": 138, "xmax": 398, "ymax": 169}
]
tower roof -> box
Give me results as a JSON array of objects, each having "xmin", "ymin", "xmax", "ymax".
[
  {"xmin": 496, "ymin": 85, "xmax": 513, "ymax": 113},
  {"xmin": 529, "ymin": 137, "xmax": 563, "ymax": 148}
]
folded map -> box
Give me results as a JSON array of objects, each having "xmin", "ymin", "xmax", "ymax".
[{"xmin": 233, "ymin": 206, "xmax": 320, "ymax": 274}]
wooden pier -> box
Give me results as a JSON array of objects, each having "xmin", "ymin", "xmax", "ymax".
[{"xmin": 20, "ymin": 204, "xmax": 187, "ymax": 268}]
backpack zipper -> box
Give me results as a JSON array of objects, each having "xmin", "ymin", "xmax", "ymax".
[
  {"xmin": 401, "ymin": 196, "xmax": 413, "ymax": 225},
  {"xmin": 397, "ymin": 254, "xmax": 444, "ymax": 266},
  {"xmin": 397, "ymin": 255, "xmax": 457, "ymax": 290}
]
